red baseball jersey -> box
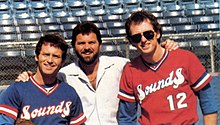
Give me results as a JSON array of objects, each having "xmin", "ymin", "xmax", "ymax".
[{"xmin": 118, "ymin": 49, "xmax": 212, "ymax": 124}]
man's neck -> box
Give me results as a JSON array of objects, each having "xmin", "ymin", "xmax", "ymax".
[
  {"xmin": 33, "ymin": 72, "xmax": 57, "ymax": 85},
  {"xmin": 79, "ymin": 59, "xmax": 99, "ymax": 75},
  {"xmin": 79, "ymin": 59, "xmax": 100, "ymax": 90},
  {"xmin": 142, "ymin": 46, "xmax": 165, "ymax": 64}
]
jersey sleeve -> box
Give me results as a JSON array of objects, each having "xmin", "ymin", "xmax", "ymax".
[
  {"xmin": 118, "ymin": 100, "xmax": 138, "ymax": 125},
  {"xmin": 197, "ymin": 83, "xmax": 218, "ymax": 115},
  {"xmin": 69, "ymin": 90, "xmax": 86, "ymax": 125},
  {"xmin": 118, "ymin": 63, "xmax": 136, "ymax": 102},
  {"xmin": 186, "ymin": 51, "xmax": 212, "ymax": 91},
  {"xmin": 0, "ymin": 114, "xmax": 15, "ymax": 124},
  {"xmin": 0, "ymin": 83, "xmax": 20, "ymax": 121}
]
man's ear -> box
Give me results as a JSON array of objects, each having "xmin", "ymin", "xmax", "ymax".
[
  {"xmin": 61, "ymin": 60, "xmax": 66, "ymax": 67},
  {"xmin": 156, "ymin": 31, "xmax": 161, "ymax": 39},
  {"xmin": 35, "ymin": 55, "xmax": 38, "ymax": 62}
]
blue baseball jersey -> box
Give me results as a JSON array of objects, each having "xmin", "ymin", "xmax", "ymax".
[{"xmin": 0, "ymin": 76, "xmax": 86, "ymax": 125}]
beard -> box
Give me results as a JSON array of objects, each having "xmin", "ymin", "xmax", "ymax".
[{"xmin": 75, "ymin": 49, "xmax": 99, "ymax": 65}]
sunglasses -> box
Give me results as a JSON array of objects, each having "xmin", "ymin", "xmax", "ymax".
[{"xmin": 129, "ymin": 30, "xmax": 155, "ymax": 43}]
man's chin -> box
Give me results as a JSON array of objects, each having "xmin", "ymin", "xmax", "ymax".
[{"xmin": 82, "ymin": 60, "xmax": 95, "ymax": 65}]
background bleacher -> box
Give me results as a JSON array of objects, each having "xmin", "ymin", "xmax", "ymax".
[
  {"xmin": 0, "ymin": 0, "xmax": 219, "ymax": 85},
  {"xmin": 0, "ymin": 0, "xmax": 219, "ymax": 40},
  {"xmin": 0, "ymin": 0, "xmax": 219, "ymax": 124}
]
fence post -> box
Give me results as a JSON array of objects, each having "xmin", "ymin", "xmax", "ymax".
[
  {"xmin": 125, "ymin": 40, "xmax": 130, "ymax": 59},
  {"xmin": 209, "ymin": 31, "xmax": 215, "ymax": 72}
]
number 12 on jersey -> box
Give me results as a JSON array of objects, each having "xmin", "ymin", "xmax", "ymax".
[{"xmin": 167, "ymin": 92, "xmax": 188, "ymax": 111}]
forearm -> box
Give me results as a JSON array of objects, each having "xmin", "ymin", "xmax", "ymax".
[{"xmin": 203, "ymin": 113, "xmax": 218, "ymax": 125}]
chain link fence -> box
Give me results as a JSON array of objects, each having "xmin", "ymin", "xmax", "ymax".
[{"xmin": 0, "ymin": 31, "xmax": 219, "ymax": 85}]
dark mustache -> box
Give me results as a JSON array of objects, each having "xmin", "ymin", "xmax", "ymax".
[{"xmin": 82, "ymin": 49, "xmax": 93, "ymax": 54}]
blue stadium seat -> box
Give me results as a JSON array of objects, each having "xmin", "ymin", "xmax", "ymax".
[
  {"xmin": 198, "ymin": 0, "xmax": 214, "ymax": 3},
  {"xmin": 106, "ymin": 21, "xmax": 124, "ymax": 29},
  {"xmin": 100, "ymin": 29, "xmax": 110, "ymax": 37},
  {"xmin": 162, "ymin": 26, "xmax": 176, "ymax": 34},
  {"xmin": 0, "ymin": 19, "xmax": 14, "ymax": 26},
  {"xmin": 179, "ymin": 0, "xmax": 195, "ymax": 5},
  {"xmin": 21, "ymin": 32, "xmax": 43, "ymax": 41},
  {"xmin": 80, "ymin": 15, "xmax": 101, "ymax": 23},
  {"xmin": 199, "ymin": 23, "xmax": 219, "ymax": 32},
  {"xmin": 0, "ymin": 26, "xmax": 17, "ymax": 34},
  {"xmin": 65, "ymin": 30, "xmax": 72, "ymax": 39},
  {"xmin": 41, "ymin": 24, "xmax": 63, "ymax": 33},
  {"xmin": 48, "ymin": 1, "xmax": 65, "ymax": 9},
  {"xmin": 94, "ymin": 22, "xmax": 107, "ymax": 30},
  {"xmin": 85, "ymin": 0, "xmax": 103, "ymax": 7},
  {"xmin": 89, "ymin": 7, "xmax": 107, "ymax": 16},
  {"xmin": 163, "ymin": 10, "xmax": 185, "ymax": 18},
  {"xmin": 63, "ymin": 23, "xmax": 77, "ymax": 31},
  {"xmin": 163, "ymin": 4, "xmax": 183, "ymax": 11},
  {"xmin": 109, "ymin": 28, "xmax": 126, "ymax": 37},
  {"xmin": 183, "ymin": 3, "xmax": 205, "ymax": 10},
  {"xmin": 123, "ymin": 0, "xmax": 141, "ymax": 13},
  {"xmin": 121, "ymin": 13, "xmax": 130, "ymax": 21},
  {"xmin": 212, "ymin": 15, "xmax": 219, "ymax": 23},
  {"xmin": 108, "ymin": 6, "xmax": 127, "ymax": 15},
  {"xmin": 16, "ymin": 18, "xmax": 37, "ymax": 26},
  {"xmin": 0, "ymin": 2, "xmax": 10, "ymax": 11},
  {"xmin": 70, "ymin": 9, "xmax": 88, "ymax": 17},
  {"xmin": 158, "ymin": 18, "xmax": 171, "ymax": 26},
  {"xmin": 141, "ymin": 0, "xmax": 159, "ymax": 7},
  {"xmin": 0, "ymin": 50, "xmax": 21, "ymax": 57},
  {"xmin": 66, "ymin": 0, "xmax": 85, "ymax": 9},
  {"xmin": 146, "ymin": 5, "xmax": 163, "ymax": 12},
  {"xmin": 0, "ymin": 34, "xmax": 17, "ymax": 42},
  {"xmin": 175, "ymin": 24, "xmax": 198, "ymax": 33},
  {"xmin": 205, "ymin": 8, "xmax": 219, "ymax": 16},
  {"xmin": 30, "ymin": 1, "xmax": 47, "ymax": 10},
  {"xmin": 12, "ymin": 1, "xmax": 28, "ymax": 10},
  {"xmin": 104, "ymin": 0, "xmax": 121, "ymax": 6},
  {"xmin": 60, "ymin": 17, "xmax": 80, "ymax": 24},
  {"xmin": 141, "ymin": 0, "xmax": 158, "ymax": 4},
  {"xmin": 151, "ymin": 12, "xmax": 164, "ymax": 19},
  {"xmin": 102, "ymin": 14, "xmax": 122, "ymax": 22},
  {"xmin": 205, "ymin": 1, "xmax": 219, "ymax": 8},
  {"xmin": 0, "ymin": 11, "xmax": 13, "ymax": 20},
  {"xmin": 33, "ymin": 11, "xmax": 50, "ymax": 18},
  {"xmin": 52, "ymin": 11, "xmax": 69, "ymax": 18},
  {"xmin": 38, "ymin": 18, "xmax": 59, "ymax": 25},
  {"xmin": 19, "ymin": 25, "xmax": 41, "ymax": 33},
  {"xmin": 185, "ymin": 9, "xmax": 204, "ymax": 17},
  {"xmin": 169, "ymin": 17, "xmax": 191, "ymax": 25},
  {"xmin": 192, "ymin": 16, "xmax": 214, "ymax": 24}
]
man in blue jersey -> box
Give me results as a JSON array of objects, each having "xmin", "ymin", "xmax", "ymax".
[{"xmin": 0, "ymin": 33, "xmax": 86, "ymax": 125}]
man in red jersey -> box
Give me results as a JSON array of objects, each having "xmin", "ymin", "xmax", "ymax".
[{"xmin": 118, "ymin": 10, "xmax": 218, "ymax": 125}]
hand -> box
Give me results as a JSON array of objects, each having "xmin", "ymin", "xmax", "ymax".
[
  {"xmin": 161, "ymin": 39, "xmax": 179, "ymax": 51},
  {"xmin": 15, "ymin": 71, "xmax": 34, "ymax": 82},
  {"xmin": 15, "ymin": 118, "xmax": 35, "ymax": 125}
]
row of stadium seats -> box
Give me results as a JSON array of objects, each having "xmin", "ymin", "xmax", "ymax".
[
  {"xmin": 0, "ymin": 0, "xmax": 219, "ymax": 43},
  {"xmin": 0, "ymin": 22, "xmax": 218, "ymax": 40},
  {"xmin": 0, "ymin": 0, "xmax": 218, "ymax": 19}
]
